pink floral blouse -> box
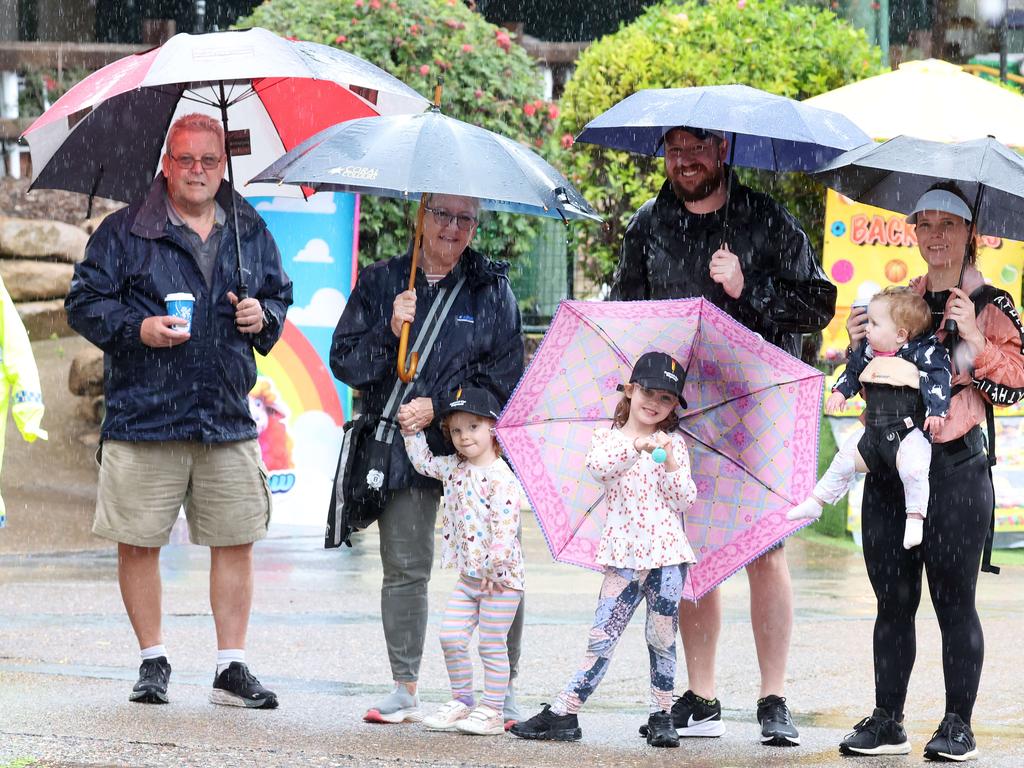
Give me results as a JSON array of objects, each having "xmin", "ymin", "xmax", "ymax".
[
  {"xmin": 586, "ymin": 427, "xmax": 697, "ymax": 569},
  {"xmin": 405, "ymin": 432, "xmax": 525, "ymax": 591}
]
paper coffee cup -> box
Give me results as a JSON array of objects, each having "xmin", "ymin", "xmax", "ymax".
[{"xmin": 165, "ymin": 292, "xmax": 195, "ymax": 334}]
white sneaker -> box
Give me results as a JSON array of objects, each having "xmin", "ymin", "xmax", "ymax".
[
  {"xmin": 455, "ymin": 704, "xmax": 505, "ymax": 735},
  {"xmin": 363, "ymin": 684, "xmax": 422, "ymax": 724},
  {"xmin": 423, "ymin": 699, "xmax": 471, "ymax": 731}
]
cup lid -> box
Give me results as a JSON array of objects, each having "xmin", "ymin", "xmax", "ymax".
[{"xmin": 165, "ymin": 292, "xmax": 195, "ymax": 301}]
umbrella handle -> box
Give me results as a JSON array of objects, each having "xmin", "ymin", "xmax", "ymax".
[{"xmin": 397, "ymin": 201, "xmax": 428, "ymax": 383}]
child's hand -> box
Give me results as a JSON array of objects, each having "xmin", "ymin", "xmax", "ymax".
[
  {"xmin": 825, "ymin": 392, "xmax": 848, "ymax": 415},
  {"xmin": 923, "ymin": 415, "xmax": 944, "ymax": 435},
  {"xmin": 480, "ymin": 577, "xmax": 505, "ymax": 595},
  {"xmin": 633, "ymin": 434, "xmax": 658, "ymax": 453}
]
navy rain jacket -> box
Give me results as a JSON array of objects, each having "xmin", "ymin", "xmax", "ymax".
[
  {"xmin": 65, "ymin": 175, "xmax": 293, "ymax": 443},
  {"xmin": 330, "ymin": 246, "xmax": 524, "ymax": 491}
]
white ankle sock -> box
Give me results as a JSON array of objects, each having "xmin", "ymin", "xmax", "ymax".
[
  {"xmin": 216, "ymin": 649, "xmax": 245, "ymax": 674},
  {"xmin": 903, "ymin": 517, "xmax": 925, "ymax": 550},
  {"xmin": 141, "ymin": 644, "xmax": 167, "ymax": 662},
  {"xmin": 787, "ymin": 497, "xmax": 823, "ymax": 520}
]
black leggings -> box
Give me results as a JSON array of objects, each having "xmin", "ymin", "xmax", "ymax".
[{"xmin": 861, "ymin": 450, "xmax": 992, "ymax": 724}]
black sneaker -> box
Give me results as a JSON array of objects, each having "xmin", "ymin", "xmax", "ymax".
[
  {"xmin": 639, "ymin": 690, "xmax": 725, "ymax": 738},
  {"xmin": 210, "ymin": 662, "xmax": 278, "ymax": 709},
  {"xmin": 838, "ymin": 707, "xmax": 911, "ymax": 756},
  {"xmin": 509, "ymin": 704, "xmax": 582, "ymax": 741},
  {"xmin": 129, "ymin": 656, "xmax": 171, "ymax": 704},
  {"xmin": 757, "ymin": 694, "xmax": 800, "ymax": 746},
  {"xmin": 923, "ymin": 713, "xmax": 978, "ymax": 762},
  {"xmin": 645, "ymin": 710, "xmax": 680, "ymax": 748}
]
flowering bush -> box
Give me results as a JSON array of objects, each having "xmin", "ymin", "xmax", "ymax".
[
  {"xmin": 238, "ymin": 0, "xmax": 563, "ymax": 264},
  {"xmin": 558, "ymin": 0, "xmax": 885, "ymax": 285}
]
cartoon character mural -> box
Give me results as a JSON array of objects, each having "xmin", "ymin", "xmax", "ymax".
[{"xmin": 249, "ymin": 377, "xmax": 295, "ymax": 471}]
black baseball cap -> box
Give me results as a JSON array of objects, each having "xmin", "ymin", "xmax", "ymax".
[
  {"xmin": 439, "ymin": 386, "xmax": 501, "ymax": 420},
  {"xmin": 628, "ymin": 351, "xmax": 687, "ymax": 409}
]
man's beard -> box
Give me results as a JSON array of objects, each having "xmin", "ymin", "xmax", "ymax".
[{"xmin": 670, "ymin": 163, "xmax": 724, "ymax": 203}]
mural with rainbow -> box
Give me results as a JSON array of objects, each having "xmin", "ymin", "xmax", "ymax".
[{"xmin": 248, "ymin": 192, "xmax": 357, "ymax": 529}]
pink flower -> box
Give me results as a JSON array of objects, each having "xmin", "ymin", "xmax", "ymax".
[
  {"xmin": 43, "ymin": 76, "xmax": 58, "ymax": 90},
  {"xmin": 548, "ymin": 104, "xmax": 559, "ymax": 120},
  {"xmin": 533, "ymin": 137, "xmax": 543, "ymax": 148},
  {"xmin": 419, "ymin": 64, "xmax": 430, "ymax": 76},
  {"xmin": 409, "ymin": 23, "xmax": 421, "ymax": 34},
  {"xmin": 560, "ymin": 132, "xmax": 574, "ymax": 149},
  {"xmin": 737, "ymin": 0, "xmax": 746, "ymax": 7},
  {"xmin": 474, "ymin": 88, "xmax": 484, "ymax": 99},
  {"xmin": 334, "ymin": 34, "xmax": 347, "ymax": 44},
  {"xmin": 495, "ymin": 31, "xmax": 511, "ymax": 51},
  {"xmin": 523, "ymin": 103, "xmax": 537, "ymax": 117},
  {"xmin": 370, "ymin": 0, "xmax": 381, "ymax": 8},
  {"xmin": 461, "ymin": 43, "xmax": 473, "ymax": 53},
  {"xmin": 354, "ymin": 0, "xmax": 363, "ymax": 6}
]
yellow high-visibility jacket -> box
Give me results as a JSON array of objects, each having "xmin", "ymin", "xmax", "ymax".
[{"xmin": 0, "ymin": 275, "xmax": 47, "ymax": 527}]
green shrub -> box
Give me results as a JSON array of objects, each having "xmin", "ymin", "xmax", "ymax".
[
  {"xmin": 237, "ymin": 0, "xmax": 561, "ymax": 265},
  {"xmin": 558, "ymin": 0, "xmax": 885, "ymax": 286}
]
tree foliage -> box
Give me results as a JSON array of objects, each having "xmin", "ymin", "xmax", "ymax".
[
  {"xmin": 558, "ymin": 0, "xmax": 885, "ymax": 285},
  {"xmin": 238, "ymin": 0, "xmax": 561, "ymax": 264}
]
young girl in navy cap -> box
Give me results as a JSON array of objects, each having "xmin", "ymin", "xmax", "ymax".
[
  {"xmin": 402, "ymin": 386, "xmax": 524, "ymax": 736},
  {"xmin": 510, "ymin": 351, "xmax": 696, "ymax": 748}
]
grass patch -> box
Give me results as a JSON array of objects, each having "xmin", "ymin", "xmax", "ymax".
[
  {"xmin": 990, "ymin": 547, "xmax": 1024, "ymax": 567},
  {"xmin": 795, "ymin": 415, "xmax": 850, "ymax": 541},
  {"xmin": 0, "ymin": 759, "xmax": 39, "ymax": 768}
]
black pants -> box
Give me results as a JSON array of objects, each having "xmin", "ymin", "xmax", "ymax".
[{"xmin": 861, "ymin": 450, "xmax": 992, "ymax": 724}]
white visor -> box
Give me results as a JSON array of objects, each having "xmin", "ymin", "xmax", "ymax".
[{"xmin": 906, "ymin": 189, "xmax": 973, "ymax": 224}]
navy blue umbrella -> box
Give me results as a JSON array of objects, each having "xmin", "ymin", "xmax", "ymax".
[{"xmin": 575, "ymin": 84, "xmax": 870, "ymax": 172}]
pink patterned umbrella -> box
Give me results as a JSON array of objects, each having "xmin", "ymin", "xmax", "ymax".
[{"xmin": 496, "ymin": 298, "xmax": 822, "ymax": 601}]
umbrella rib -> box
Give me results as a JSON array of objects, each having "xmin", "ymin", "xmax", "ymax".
[
  {"xmin": 555, "ymin": 493, "xmax": 606, "ymax": 559},
  {"xmin": 568, "ymin": 307, "xmax": 633, "ymax": 369}
]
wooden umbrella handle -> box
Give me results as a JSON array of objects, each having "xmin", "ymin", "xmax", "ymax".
[{"xmin": 397, "ymin": 201, "xmax": 427, "ymax": 383}]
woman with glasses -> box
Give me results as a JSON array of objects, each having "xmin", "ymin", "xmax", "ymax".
[{"xmin": 330, "ymin": 193, "xmax": 526, "ymax": 729}]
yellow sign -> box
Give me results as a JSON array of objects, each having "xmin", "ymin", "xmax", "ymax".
[{"xmin": 821, "ymin": 189, "xmax": 1024, "ymax": 363}]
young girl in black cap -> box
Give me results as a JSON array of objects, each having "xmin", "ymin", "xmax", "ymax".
[
  {"xmin": 510, "ymin": 351, "xmax": 696, "ymax": 748},
  {"xmin": 402, "ymin": 387, "xmax": 524, "ymax": 737}
]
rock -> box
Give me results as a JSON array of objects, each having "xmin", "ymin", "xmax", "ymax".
[
  {"xmin": 0, "ymin": 259, "xmax": 74, "ymax": 301},
  {"xmin": 15, "ymin": 299, "xmax": 73, "ymax": 339},
  {"xmin": 0, "ymin": 216, "xmax": 89, "ymax": 263},
  {"xmin": 69, "ymin": 347, "xmax": 104, "ymax": 397}
]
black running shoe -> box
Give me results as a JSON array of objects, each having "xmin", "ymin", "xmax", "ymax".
[
  {"xmin": 645, "ymin": 710, "xmax": 680, "ymax": 748},
  {"xmin": 757, "ymin": 694, "xmax": 800, "ymax": 746},
  {"xmin": 129, "ymin": 656, "xmax": 171, "ymax": 704},
  {"xmin": 923, "ymin": 713, "xmax": 978, "ymax": 762},
  {"xmin": 210, "ymin": 662, "xmax": 278, "ymax": 709},
  {"xmin": 509, "ymin": 704, "xmax": 582, "ymax": 741},
  {"xmin": 838, "ymin": 707, "xmax": 911, "ymax": 756},
  {"xmin": 639, "ymin": 690, "xmax": 725, "ymax": 738}
]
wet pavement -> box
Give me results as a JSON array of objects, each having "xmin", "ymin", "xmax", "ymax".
[{"xmin": 1, "ymin": 338, "xmax": 1022, "ymax": 766}]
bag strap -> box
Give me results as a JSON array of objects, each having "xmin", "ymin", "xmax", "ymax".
[{"xmin": 375, "ymin": 275, "xmax": 468, "ymax": 445}]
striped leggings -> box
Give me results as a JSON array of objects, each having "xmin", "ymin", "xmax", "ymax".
[{"xmin": 439, "ymin": 575, "xmax": 523, "ymax": 712}]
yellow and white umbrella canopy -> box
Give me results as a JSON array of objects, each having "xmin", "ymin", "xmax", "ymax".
[{"xmin": 804, "ymin": 58, "xmax": 1024, "ymax": 146}]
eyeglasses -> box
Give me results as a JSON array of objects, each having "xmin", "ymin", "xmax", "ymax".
[
  {"xmin": 425, "ymin": 206, "xmax": 477, "ymax": 231},
  {"xmin": 168, "ymin": 152, "xmax": 223, "ymax": 170}
]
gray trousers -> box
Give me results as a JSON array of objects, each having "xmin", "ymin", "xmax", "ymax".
[{"xmin": 379, "ymin": 487, "xmax": 524, "ymax": 683}]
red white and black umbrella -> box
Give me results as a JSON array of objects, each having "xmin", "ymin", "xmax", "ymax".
[{"xmin": 21, "ymin": 27, "xmax": 427, "ymax": 295}]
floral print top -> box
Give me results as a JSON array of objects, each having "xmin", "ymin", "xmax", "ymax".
[
  {"xmin": 586, "ymin": 427, "xmax": 697, "ymax": 569},
  {"xmin": 405, "ymin": 431, "xmax": 525, "ymax": 591}
]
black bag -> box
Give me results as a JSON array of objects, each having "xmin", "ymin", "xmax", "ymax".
[
  {"xmin": 325, "ymin": 274, "xmax": 468, "ymax": 549},
  {"xmin": 325, "ymin": 414, "xmax": 395, "ymax": 548}
]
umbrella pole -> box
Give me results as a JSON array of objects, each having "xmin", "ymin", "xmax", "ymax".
[
  {"xmin": 396, "ymin": 79, "xmax": 443, "ymax": 383},
  {"xmin": 218, "ymin": 81, "xmax": 248, "ymax": 300},
  {"xmin": 943, "ymin": 184, "xmax": 985, "ymax": 339},
  {"xmin": 721, "ymin": 133, "xmax": 737, "ymax": 248},
  {"xmin": 397, "ymin": 200, "xmax": 426, "ymax": 383}
]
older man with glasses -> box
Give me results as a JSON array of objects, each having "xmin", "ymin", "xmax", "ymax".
[
  {"xmin": 331, "ymin": 192, "xmax": 526, "ymax": 728},
  {"xmin": 66, "ymin": 112, "xmax": 293, "ymax": 709}
]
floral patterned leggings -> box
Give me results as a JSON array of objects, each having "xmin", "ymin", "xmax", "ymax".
[{"xmin": 552, "ymin": 564, "xmax": 686, "ymax": 715}]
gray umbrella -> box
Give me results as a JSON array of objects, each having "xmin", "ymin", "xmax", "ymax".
[
  {"xmin": 814, "ymin": 134, "xmax": 1024, "ymax": 335},
  {"xmin": 251, "ymin": 101, "xmax": 600, "ymax": 382},
  {"xmin": 812, "ymin": 135, "xmax": 1024, "ymax": 241}
]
